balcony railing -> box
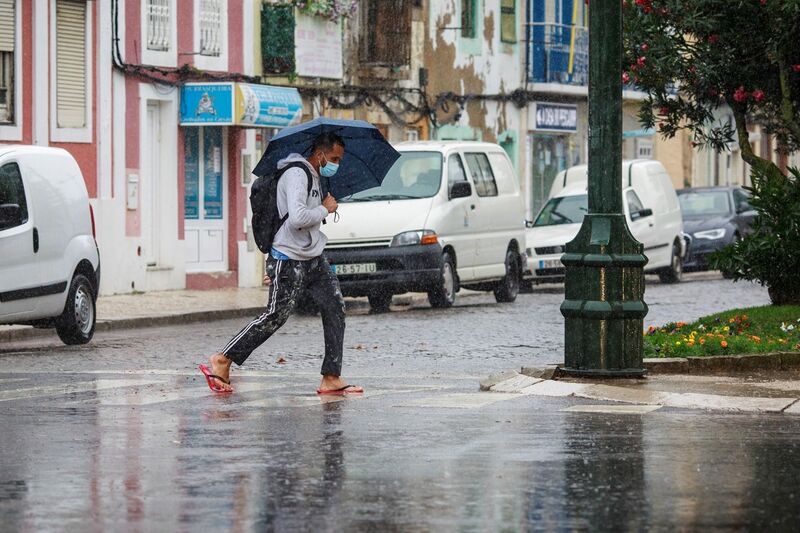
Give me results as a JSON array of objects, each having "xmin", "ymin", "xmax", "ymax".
[{"xmin": 527, "ymin": 22, "xmax": 588, "ymax": 86}]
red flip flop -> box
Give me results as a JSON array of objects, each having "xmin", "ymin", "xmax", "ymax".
[
  {"xmin": 317, "ymin": 385, "xmax": 364, "ymax": 395},
  {"xmin": 199, "ymin": 364, "xmax": 232, "ymax": 394}
]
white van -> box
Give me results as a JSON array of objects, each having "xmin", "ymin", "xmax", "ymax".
[
  {"xmin": 0, "ymin": 146, "xmax": 100, "ymax": 344},
  {"xmin": 314, "ymin": 141, "xmax": 526, "ymax": 312},
  {"xmin": 524, "ymin": 159, "xmax": 685, "ymax": 284}
]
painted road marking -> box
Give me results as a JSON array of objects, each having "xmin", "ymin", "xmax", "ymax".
[
  {"xmin": 562, "ymin": 404, "xmax": 662, "ymax": 414},
  {"xmin": 0, "ymin": 379, "xmax": 166, "ymax": 402}
]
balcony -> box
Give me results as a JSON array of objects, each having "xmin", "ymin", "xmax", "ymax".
[{"xmin": 527, "ymin": 22, "xmax": 588, "ymax": 87}]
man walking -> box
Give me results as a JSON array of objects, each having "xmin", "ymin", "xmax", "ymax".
[{"xmin": 200, "ymin": 133, "xmax": 362, "ymax": 395}]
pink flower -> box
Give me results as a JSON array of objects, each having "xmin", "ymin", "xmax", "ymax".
[
  {"xmin": 708, "ymin": 34, "xmax": 719, "ymax": 44},
  {"xmin": 733, "ymin": 86, "xmax": 749, "ymax": 103},
  {"xmin": 752, "ymin": 89, "xmax": 765, "ymax": 102},
  {"xmin": 640, "ymin": 43, "xmax": 649, "ymax": 52},
  {"xmin": 793, "ymin": 64, "xmax": 800, "ymax": 72},
  {"xmin": 659, "ymin": 106, "xmax": 669, "ymax": 116},
  {"xmin": 637, "ymin": 56, "xmax": 647, "ymax": 67},
  {"xmin": 622, "ymin": 72, "xmax": 631, "ymax": 83}
]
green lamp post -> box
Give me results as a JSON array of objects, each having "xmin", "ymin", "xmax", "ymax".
[{"xmin": 559, "ymin": 0, "xmax": 648, "ymax": 377}]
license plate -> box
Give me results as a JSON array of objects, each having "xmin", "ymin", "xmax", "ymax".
[
  {"xmin": 539, "ymin": 259, "xmax": 562, "ymax": 269},
  {"xmin": 332, "ymin": 263, "xmax": 377, "ymax": 275}
]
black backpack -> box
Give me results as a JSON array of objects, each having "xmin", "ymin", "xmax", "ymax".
[{"xmin": 250, "ymin": 162, "xmax": 313, "ymax": 254}]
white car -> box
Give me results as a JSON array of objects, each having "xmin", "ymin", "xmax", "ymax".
[
  {"xmin": 525, "ymin": 159, "xmax": 685, "ymax": 284},
  {"xmin": 311, "ymin": 141, "xmax": 527, "ymax": 312},
  {"xmin": 0, "ymin": 146, "xmax": 100, "ymax": 344}
]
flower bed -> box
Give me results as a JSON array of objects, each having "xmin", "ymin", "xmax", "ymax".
[{"xmin": 644, "ymin": 305, "xmax": 800, "ymax": 358}]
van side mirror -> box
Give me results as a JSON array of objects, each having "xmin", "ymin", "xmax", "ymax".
[
  {"xmin": 0, "ymin": 203, "xmax": 23, "ymax": 230},
  {"xmin": 631, "ymin": 207, "xmax": 653, "ymax": 221},
  {"xmin": 449, "ymin": 181, "xmax": 472, "ymax": 199}
]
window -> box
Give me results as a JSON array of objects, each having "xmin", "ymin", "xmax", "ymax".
[
  {"xmin": 0, "ymin": 162, "xmax": 28, "ymax": 230},
  {"xmin": 0, "ymin": 0, "xmax": 14, "ymax": 124},
  {"xmin": 362, "ymin": 0, "xmax": 411, "ymax": 67},
  {"xmin": 448, "ymin": 154, "xmax": 468, "ymax": 186},
  {"xmin": 627, "ymin": 190, "xmax": 645, "ymax": 218},
  {"xmin": 56, "ymin": 0, "xmax": 87, "ymax": 129},
  {"xmin": 733, "ymin": 189, "xmax": 752, "ymax": 213},
  {"xmin": 461, "ymin": 0, "xmax": 476, "ymax": 38},
  {"xmin": 261, "ymin": 4, "xmax": 295, "ymax": 74},
  {"xmin": 500, "ymin": 0, "xmax": 516, "ymax": 43},
  {"xmin": 464, "ymin": 153, "xmax": 498, "ymax": 197},
  {"xmin": 146, "ymin": 0, "xmax": 171, "ymax": 51},
  {"xmin": 534, "ymin": 195, "xmax": 587, "ymax": 227},
  {"xmin": 199, "ymin": 0, "xmax": 222, "ymax": 57},
  {"xmin": 339, "ymin": 152, "xmax": 443, "ymax": 202}
]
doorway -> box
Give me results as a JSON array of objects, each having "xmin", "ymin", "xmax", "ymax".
[
  {"xmin": 530, "ymin": 133, "xmax": 579, "ymax": 217},
  {"xmin": 142, "ymin": 102, "xmax": 162, "ymax": 267},
  {"xmin": 184, "ymin": 127, "xmax": 228, "ymax": 272}
]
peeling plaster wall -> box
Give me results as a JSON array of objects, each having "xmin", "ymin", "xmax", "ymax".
[{"xmin": 425, "ymin": 0, "xmax": 524, "ymax": 169}]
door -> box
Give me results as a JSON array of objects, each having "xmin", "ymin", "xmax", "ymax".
[
  {"xmin": 625, "ymin": 189, "xmax": 659, "ymax": 261},
  {"xmin": 142, "ymin": 103, "xmax": 161, "ymax": 267},
  {"xmin": 184, "ymin": 127, "xmax": 227, "ymax": 272},
  {"xmin": 437, "ymin": 153, "xmax": 476, "ymax": 279},
  {"xmin": 530, "ymin": 134, "xmax": 578, "ymax": 217},
  {"xmin": 0, "ymin": 161, "xmax": 40, "ymax": 315},
  {"xmin": 464, "ymin": 152, "xmax": 509, "ymax": 278}
]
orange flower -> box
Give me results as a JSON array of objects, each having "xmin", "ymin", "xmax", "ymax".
[
  {"xmin": 721, "ymin": 340, "xmax": 729, "ymax": 348},
  {"xmin": 699, "ymin": 337, "xmax": 706, "ymax": 345},
  {"xmin": 751, "ymin": 335, "xmax": 761, "ymax": 343},
  {"xmin": 677, "ymin": 321, "xmax": 687, "ymax": 328}
]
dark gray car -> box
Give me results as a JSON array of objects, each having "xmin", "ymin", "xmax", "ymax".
[{"xmin": 677, "ymin": 186, "xmax": 756, "ymax": 273}]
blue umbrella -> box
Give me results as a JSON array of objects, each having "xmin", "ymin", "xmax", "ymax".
[{"xmin": 252, "ymin": 117, "xmax": 401, "ymax": 199}]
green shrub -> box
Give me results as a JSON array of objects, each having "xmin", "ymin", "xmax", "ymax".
[{"xmin": 711, "ymin": 164, "xmax": 800, "ymax": 305}]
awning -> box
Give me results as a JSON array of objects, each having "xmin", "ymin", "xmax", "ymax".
[{"xmin": 180, "ymin": 82, "xmax": 303, "ymax": 128}]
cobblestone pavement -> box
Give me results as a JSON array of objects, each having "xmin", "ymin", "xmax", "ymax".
[{"xmin": 3, "ymin": 273, "xmax": 798, "ymax": 530}]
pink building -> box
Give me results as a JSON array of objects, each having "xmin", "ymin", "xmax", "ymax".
[{"xmin": 3, "ymin": 1, "xmax": 301, "ymax": 294}]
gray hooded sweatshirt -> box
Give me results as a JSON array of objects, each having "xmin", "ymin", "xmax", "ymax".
[{"xmin": 272, "ymin": 153, "xmax": 329, "ymax": 260}]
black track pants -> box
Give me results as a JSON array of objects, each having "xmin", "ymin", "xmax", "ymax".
[{"xmin": 221, "ymin": 255, "xmax": 346, "ymax": 376}]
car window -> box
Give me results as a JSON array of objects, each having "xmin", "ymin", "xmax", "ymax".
[
  {"xmin": 0, "ymin": 162, "xmax": 29, "ymax": 231},
  {"xmin": 447, "ymin": 154, "xmax": 468, "ymax": 185},
  {"xmin": 626, "ymin": 190, "xmax": 645, "ymax": 215},
  {"xmin": 339, "ymin": 152, "xmax": 442, "ymax": 202},
  {"xmin": 534, "ymin": 194, "xmax": 587, "ymax": 226},
  {"xmin": 464, "ymin": 153, "xmax": 499, "ymax": 197},
  {"xmin": 733, "ymin": 189, "xmax": 752, "ymax": 212},
  {"xmin": 678, "ymin": 190, "xmax": 731, "ymax": 216}
]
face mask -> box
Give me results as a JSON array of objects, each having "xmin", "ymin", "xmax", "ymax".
[{"xmin": 320, "ymin": 153, "xmax": 340, "ymax": 178}]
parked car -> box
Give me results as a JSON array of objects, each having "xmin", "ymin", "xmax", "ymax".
[
  {"xmin": 0, "ymin": 145, "xmax": 100, "ymax": 344},
  {"xmin": 524, "ymin": 159, "xmax": 686, "ymax": 284},
  {"xmin": 677, "ymin": 186, "xmax": 756, "ymax": 275},
  {"xmin": 301, "ymin": 141, "xmax": 526, "ymax": 313}
]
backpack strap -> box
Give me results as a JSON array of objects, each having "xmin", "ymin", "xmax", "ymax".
[{"xmin": 276, "ymin": 162, "xmax": 315, "ymax": 224}]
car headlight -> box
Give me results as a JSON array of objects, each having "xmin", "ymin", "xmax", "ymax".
[
  {"xmin": 693, "ymin": 228, "xmax": 726, "ymax": 240},
  {"xmin": 391, "ymin": 230, "xmax": 439, "ymax": 247}
]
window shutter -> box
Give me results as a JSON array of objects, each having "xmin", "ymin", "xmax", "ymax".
[
  {"xmin": 56, "ymin": 0, "xmax": 86, "ymax": 128},
  {"xmin": 0, "ymin": 0, "xmax": 15, "ymax": 52},
  {"xmin": 500, "ymin": 0, "xmax": 516, "ymax": 43}
]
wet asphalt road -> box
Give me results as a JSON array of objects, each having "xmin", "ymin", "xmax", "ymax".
[{"xmin": 3, "ymin": 274, "xmax": 799, "ymax": 530}]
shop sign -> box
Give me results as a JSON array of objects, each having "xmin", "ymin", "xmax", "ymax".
[
  {"xmin": 180, "ymin": 83, "xmax": 303, "ymax": 128},
  {"xmin": 533, "ymin": 103, "xmax": 578, "ymax": 133},
  {"xmin": 295, "ymin": 15, "xmax": 343, "ymax": 79}
]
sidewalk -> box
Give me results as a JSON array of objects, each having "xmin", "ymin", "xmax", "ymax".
[{"xmin": 0, "ymin": 287, "xmax": 431, "ymax": 342}]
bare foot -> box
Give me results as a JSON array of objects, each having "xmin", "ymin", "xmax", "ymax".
[
  {"xmin": 318, "ymin": 374, "xmax": 363, "ymax": 393},
  {"xmin": 208, "ymin": 353, "xmax": 233, "ymax": 392}
]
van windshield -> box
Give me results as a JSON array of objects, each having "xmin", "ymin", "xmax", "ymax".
[
  {"xmin": 678, "ymin": 190, "xmax": 731, "ymax": 217},
  {"xmin": 534, "ymin": 195, "xmax": 588, "ymax": 226},
  {"xmin": 339, "ymin": 152, "xmax": 442, "ymax": 202}
]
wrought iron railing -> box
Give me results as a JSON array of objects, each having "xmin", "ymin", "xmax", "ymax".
[{"xmin": 526, "ymin": 22, "xmax": 588, "ymax": 86}]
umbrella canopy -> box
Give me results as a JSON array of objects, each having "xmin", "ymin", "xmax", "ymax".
[{"xmin": 252, "ymin": 117, "xmax": 401, "ymax": 199}]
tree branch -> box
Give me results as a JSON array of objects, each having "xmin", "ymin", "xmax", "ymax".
[
  {"xmin": 778, "ymin": 60, "xmax": 800, "ymax": 144},
  {"xmin": 732, "ymin": 106, "xmax": 784, "ymax": 180}
]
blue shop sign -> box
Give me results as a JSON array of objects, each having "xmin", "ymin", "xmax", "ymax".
[
  {"xmin": 180, "ymin": 82, "xmax": 303, "ymax": 128},
  {"xmin": 533, "ymin": 103, "xmax": 578, "ymax": 133},
  {"xmin": 180, "ymin": 83, "xmax": 235, "ymax": 125}
]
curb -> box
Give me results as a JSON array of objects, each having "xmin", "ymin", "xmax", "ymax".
[
  {"xmin": 0, "ymin": 307, "xmax": 267, "ymax": 342},
  {"xmin": 644, "ymin": 352, "xmax": 800, "ymax": 374}
]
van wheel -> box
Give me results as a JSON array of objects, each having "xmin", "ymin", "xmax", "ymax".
[
  {"xmin": 658, "ymin": 242, "xmax": 683, "ymax": 284},
  {"xmin": 368, "ymin": 292, "xmax": 393, "ymax": 313},
  {"xmin": 56, "ymin": 274, "xmax": 96, "ymax": 345},
  {"xmin": 494, "ymin": 249, "xmax": 521, "ymax": 303},
  {"xmin": 428, "ymin": 252, "xmax": 456, "ymax": 309}
]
